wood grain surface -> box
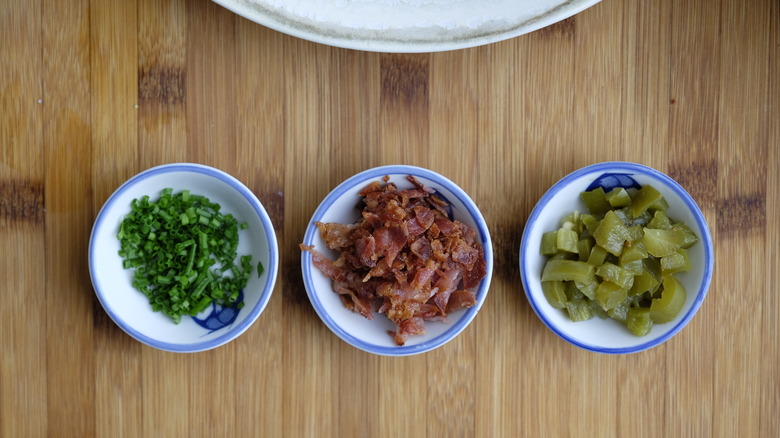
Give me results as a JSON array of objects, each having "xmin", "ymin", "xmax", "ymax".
[{"xmin": 1, "ymin": 0, "xmax": 778, "ymax": 436}]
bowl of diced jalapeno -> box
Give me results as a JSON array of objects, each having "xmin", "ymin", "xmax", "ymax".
[{"xmin": 520, "ymin": 162, "xmax": 713, "ymax": 354}]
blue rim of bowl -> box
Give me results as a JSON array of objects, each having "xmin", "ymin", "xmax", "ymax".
[
  {"xmin": 301, "ymin": 165, "xmax": 494, "ymax": 356},
  {"xmin": 88, "ymin": 163, "xmax": 279, "ymax": 353},
  {"xmin": 520, "ymin": 161, "xmax": 714, "ymax": 354}
]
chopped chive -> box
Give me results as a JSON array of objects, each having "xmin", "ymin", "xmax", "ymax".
[{"xmin": 116, "ymin": 188, "xmax": 251, "ymax": 324}]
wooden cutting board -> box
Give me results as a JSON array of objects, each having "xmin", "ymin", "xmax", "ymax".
[{"xmin": 1, "ymin": 0, "xmax": 777, "ymax": 436}]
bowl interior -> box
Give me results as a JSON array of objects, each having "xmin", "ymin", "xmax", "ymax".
[
  {"xmin": 520, "ymin": 162, "xmax": 713, "ymax": 353},
  {"xmin": 302, "ymin": 166, "xmax": 493, "ymax": 356},
  {"xmin": 89, "ymin": 164, "xmax": 278, "ymax": 352}
]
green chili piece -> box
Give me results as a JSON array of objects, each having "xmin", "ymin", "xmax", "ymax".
[
  {"xmin": 660, "ymin": 248, "xmax": 691, "ymax": 274},
  {"xmin": 595, "ymin": 281, "xmax": 628, "ymax": 311},
  {"xmin": 587, "ymin": 245, "xmax": 609, "ymax": 266},
  {"xmin": 619, "ymin": 242, "xmax": 648, "ymax": 264},
  {"xmin": 540, "ymin": 231, "xmax": 558, "ymax": 256},
  {"xmin": 542, "ymin": 281, "xmax": 568, "ymax": 309},
  {"xmin": 556, "ymin": 229, "xmax": 579, "ymax": 254},
  {"xmin": 596, "ymin": 262, "xmax": 635, "ymax": 289},
  {"xmin": 565, "ymin": 299, "xmax": 594, "ymax": 322},
  {"xmin": 631, "ymin": 185, "xmax": 665, "ymax": 218},
  {"xmin": 629, "ymin": 268, "xmax": 660, "ymax": 297},
  {"xmin": 593, "ymin": 210, "xmax": 627, "ymax": 256},
  {"xmin": 647, "ymin": 210, "xmax": 672, "ymax": 230},
  {"xmin": 605, "ymin": 187, "xmax": 632, "ymax": 207},
  {"xmin": 580, "ymin": 214, "xmax": 599, "ymax": 235},
  {"xmin": 626, "ymin": 307, "xmax": 653, "ymax": 336},
  {"xmin": 671, "ymin": 222, "xmax": 700, "ymax": 249},
  {"xmin": 642, "ymin": 228, "xmax": 685, "ymax": 258},
  {"xmin": 607, "ymin": 301, "xmax": 630, "ymax": 322},
  {"xmin": 574, "ymin": 280, "xmax": 597, "ymax": 300},
  {"xmin": 580, "ymin": 187, "xmax": 612, "ymax": 215},
  {"xmin": 577, "ymin": 238, "xmax": 593, "ymax": 262},
  {"xmin": 649, "ymin": 275, "xmax": 687, "ymax": 323},
  {"xmin": 541, "ymin": 260, "xmax": 596, "ymax": 284},
  {"xmin": 620, "ymin": 259, "xmax": 644, "ymax": 276}
]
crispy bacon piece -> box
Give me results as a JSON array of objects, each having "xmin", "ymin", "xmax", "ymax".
[{"xmin": 301, "ymin": 175, "xmax": 487, "ymax": 346}]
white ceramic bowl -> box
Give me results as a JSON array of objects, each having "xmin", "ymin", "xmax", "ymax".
[
  {"xmin": 301, "ymin": 165, "xmax": 493, "ymax": 356},
  {"xmin": 89, "ymin": 163, "xmax": 279, "ymax": 353},
  {"xmin": 212, "ymin": 0, "xmax": 600, "ymax": 53},
  {"xmin": 520, "ymin": 162, "xmax": 714, "ymax": 354}
]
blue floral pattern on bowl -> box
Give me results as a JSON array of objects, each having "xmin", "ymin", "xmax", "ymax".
[
  {"xmin": 193, "ymin": 290, "xmax": 243, "ymax": 333},
  {"xmin": 585, "ymin": 172, "xmax": 642, "ymax": 192}
]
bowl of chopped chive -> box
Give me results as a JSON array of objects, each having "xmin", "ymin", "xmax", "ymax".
[
  {"xmin": 520, "ymin": 162, "xmax": 713, "ymax": 354},
  {"xmin": 89, "ymin": 163, "xmax": 278, "ymax": 353}
]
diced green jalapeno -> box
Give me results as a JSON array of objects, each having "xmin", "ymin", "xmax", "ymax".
[
  {"xmin": 631, "ymin": 185, "xmax": 665, "ymax": 218},
  {"xmin": 595, "ymin": 281, "xmax": 628, "ymax": 311},
  {"xmin": 575, "ymin": 280, "xmax": 597, "ymax": 300},
  {"xmin": 629, "ymin": 268, "xmax": 660, "ymax": 297},
  {"xmin": 593, "ymin": 210, "xmax": 627, "ymax": 256},
  {"xmin": 577, "ymin": 238, "xmax": 593, "ymax": 262},
  {"xmin": 661, "ymin": 248, "xmax": 691, "ymax": 274},
  {"xmin": 624, "ymin": 225, "xmax": 644, "ymax": 244},
  {"xmin": 556, "ymin": 228, "xmax": 579, "ymax": 253},
  {"xmin": 620, "ymin": 258, "xmax": 644, "ymax": 276},
  {"xmin": 565, "ymin": 281, "xmax": 585, "ymax": 301},
  {"xmin": 627, "ymin": 307, "xmax": 653, "ymax": 336},
  {"xmin": 671, "ymin": 222, "xmax": 700, "ymax": 249},
  {"xmin": 542, "ymin": 281, "xmax": 568, "ymax": 309},
  {"xmin": 596, "ymin": 262, "xmax": 635, "ymax": 289},
  {"xmin": 540, "ymin": 231, "xmax": 558, "ymax": 256},
  {"xmin": 580, "ymin": 214, "xmax": 599, "ymax": 235},
  {"xmin": 642, "ymin": 228, "xmax": 685, "ymax": 257},
  {"xmin": 607, "ymin": 301, "xmax": 630, "ymax": 322},
  {"xmin": 647, "ymin": 210, "xmax": 672, "ymax": 229},
  {"xmin": 565, "ymin": 299, "xmax": 593, "ymax": 322},
  {"xmin": 606, "ymin": 187, "xmax": 632, "ymax": 207},
  {"xmin": 541, "ymin": 260, "xmax": 596, "ymax": 283},
  {"xmin": 649, "ymin": 275, "xmax": 687, "ymax": 323},
  {"xmin": 587, "ymin": 245, "xmax": 609, "ymax": 266},
  {"xmin": 580, "ymin": 187, "xmax": 612, "ymax": 215}
]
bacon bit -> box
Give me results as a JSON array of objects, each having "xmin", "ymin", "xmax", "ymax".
[{"xmin": 301, "ymin": 175, "xmax": 487, "ymax": 346}]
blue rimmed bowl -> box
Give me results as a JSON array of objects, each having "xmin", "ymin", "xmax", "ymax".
[
  {"xmin": 89, "ymin": 163, "xmax": 279, "ymax": 353},
  {"xmin": 520, "ymin": 162, "xmax": 714, "ymax": 354},
  {"xmin": 301, "ymin": 165, "xmax": 494, "ymax": 356}
]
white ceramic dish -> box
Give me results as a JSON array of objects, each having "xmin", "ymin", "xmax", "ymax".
[
  {"xmin": 301, "ymin": 165, "xmax": 493, "ymax": 356},
  {"xmin": 212, "ymin": 0, "xmax": 600, "ymax": 52},
  {"xmin": 89, "ymin": 163, "xmax": 279, "ymax": 353},
  {"xmin": 520, "ymin": 162, "xmax": 714, "ymax": 354}
]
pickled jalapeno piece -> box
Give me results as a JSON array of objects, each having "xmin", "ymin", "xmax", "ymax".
[
  {"xmin": 631, "ymin": 185, "xmax": 665, "ymax": 218},
  {"xmin": 541, "ymin": 260, "xmax": 595, "ymax": 283},
  {"xmin": 593, "ymin": 210, "xmax": 627, "ymax": 256},
  {"xmin": 627, "ymin": 307, "xmax": 653, "ymax": 336},
  {"xmin": 642, "ymin": 228, "xmax": 685, "ymax": 258},
  {"xmin": 649, "ymin": 275, "xmax": 687, "ymax": 323},
  {"xmin": 580, "ymin": 187, "xmax": 612, "ymax": 215},
  {"xmin": 542, "ymin": 281, "xmax": 568, "ymax": 309}
]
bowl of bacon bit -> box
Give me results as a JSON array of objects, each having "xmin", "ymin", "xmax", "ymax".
[{"xmin": 300, "ymin": 165, "xmax": 493, "ymax": 356}]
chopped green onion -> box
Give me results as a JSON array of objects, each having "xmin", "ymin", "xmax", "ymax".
[
  {"xmin": 116, "ymin": 188, "xmax": 251, "ymax": 323},
  {"xmin": 257, "ymin": 261, "xmax": 264, "ymax": 277}
]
